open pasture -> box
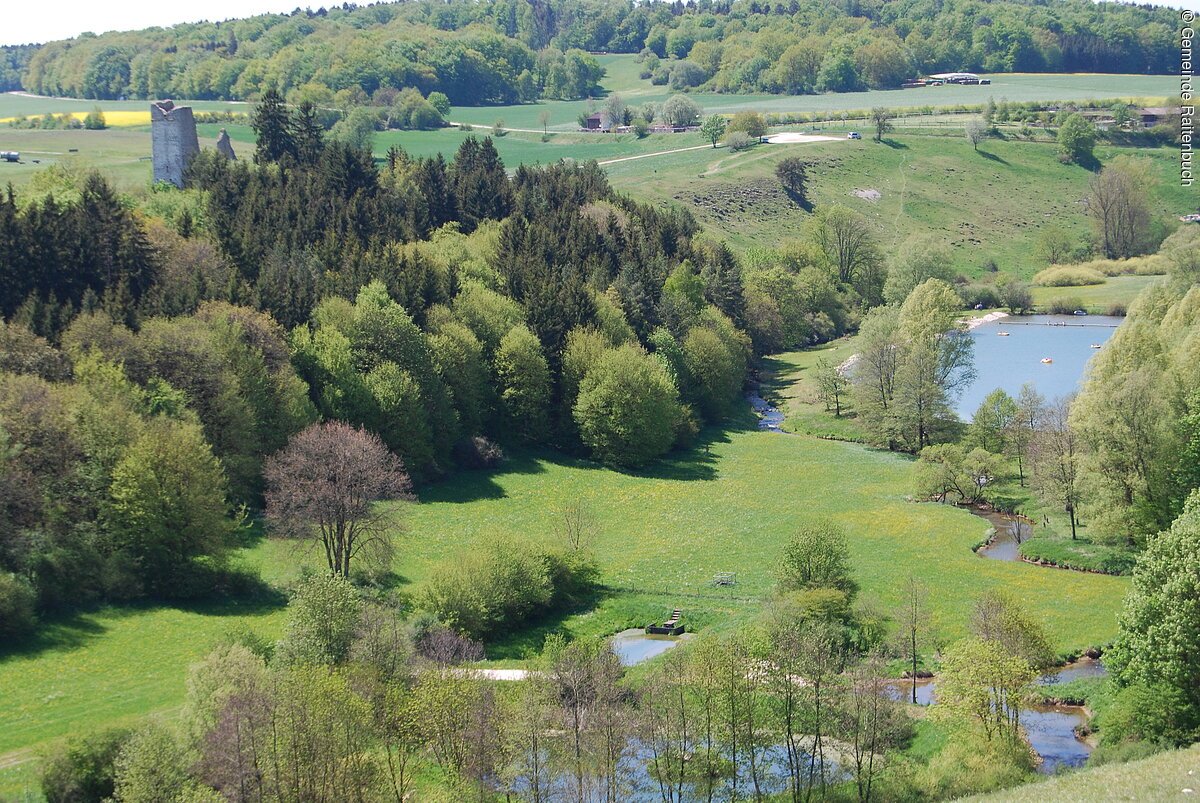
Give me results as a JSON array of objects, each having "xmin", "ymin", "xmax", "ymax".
[
  {"xmin": 0, "ymin": 398, "xmax": 1127, "ymax": 789},
  {"xmin": 605, "ymin": 135, "xmax": 1193, "ymax": 278},
  {"xmin": 446, "ymin": 67, "xmax": 1177, "ymax": 131}
]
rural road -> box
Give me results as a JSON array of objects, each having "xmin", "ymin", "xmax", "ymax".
[{"xmin": 598, "ymin": 143, "xmax": 715, "ymax": 165}]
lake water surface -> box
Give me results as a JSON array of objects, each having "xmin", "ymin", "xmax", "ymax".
[{"xmin": 957, "ymin": 315, "xmax": 1122, "ymax": 418}]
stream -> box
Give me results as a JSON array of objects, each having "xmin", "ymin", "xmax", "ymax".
[
  {"xmin": 886, "ymin": 660, "xmax": 1104, "ymax": 773},
  {"xmin": 974, "ymin": 509, "xmax": 1035, "ymax": 561},
  {"xmin": 748, "ymin": 390, "xmax": 785, "ymax": 431},
  {"xmin": 747, "ymin": 392, "xmax": 1098, "ymax": 773}
]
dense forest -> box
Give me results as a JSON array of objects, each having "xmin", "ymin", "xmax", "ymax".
[
  {"xmin": 0, "ymin": 97, "xmax": 771, "ymax": 638},
  {"xmin": 14, "ymin": 0, "xmax": 1180, "ymax": 105},
  {"xmin": 0, "ymin": 44, "xmax": 37, "ymax": 92}
]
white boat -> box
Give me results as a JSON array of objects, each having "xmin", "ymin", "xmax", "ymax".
[
  {"xmin": 997, "ymin": 331, "xmax": 1010, "ymax": 337},
  {"xmin": 1041, "ymin": 358, "xmax": 1053, "ymax": 364}
]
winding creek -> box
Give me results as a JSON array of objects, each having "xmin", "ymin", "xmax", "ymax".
[
  {"xmin": 975, "ymin": 509, "xmax": 1034, "ymax": 561},
  {"xmin": 885, "ymin": 660, "xmax": 1105, "ymax": 773},
  {"xmin": 746, "ymin": 361, "xmax": 1111, "ymax": 773}
]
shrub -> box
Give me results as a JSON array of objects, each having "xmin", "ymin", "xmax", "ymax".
[
  {"xmin": 1062, "ymin": 255, "xmax": 1169, "ymax": 277},
  {"xmin": 668, "ymin": 60, "xmax": 708, "ymax": 90},
  {"xmin": 778, "ymin": 521, "xmax": 857, "ymax": 597},
  {"xmin": 726, "ymin": 131, "xmax": 753, "ymax": 151},
  {"xmin": 661, "ymin": 94, "xmax": 702, "ymax": 128},
  {"xmin": 452, "ymin": 435, "xmax": 505, "ymax": 469},
  {"xmin": 409, "ymin": 613, "xmax": 485, "ymax": 664},
  {"xmin": 422, "ymin": 539, "xmax": 598, "ymax": 639},
  {"xmin": 1096, "ymin": 682, "xmax": 1197, "ymax": 746},
  {"xmin": 0, "ymin": 572, "xmax": 37, "ymax": 639},
  {"xmin": 41, "ymin": 728, "xmax": 132, "ymax": 803},
  {"xmin": 276, "ymin": 573, "xmax": 362, "ymax": 666},
  {"xmin": 727, "ymin": 110, "xmax": 767, "ymax": 138},
  {"xmin": 1045, "ymin": 296, "xmax": 1084, "ymax": 315},
  {"xmin": 957, "ymin": 284, "xmax": 1001, "ymax": 310},
  {"xmin": 1032, "ymin": 265, "xmax": 1106, "ymax": 286}
]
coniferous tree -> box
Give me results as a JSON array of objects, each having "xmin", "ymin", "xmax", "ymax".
[
  {"xmin": 291, "ymin": 101, "xmax": 326, "ymax": 166},
  {"xmin": 451, "ymin": 137, "xmax": 513, "ymax": 232},
  {"xmin": 251, "ymin": 88, "xmax": 295, "ymax": 164}
]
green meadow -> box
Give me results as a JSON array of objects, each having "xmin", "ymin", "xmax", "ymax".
[
  {"xmin": 0, "ymin": 399, "xmax": 1129, "ymax": 792},
  {"xmin": 1031, "ymin": 274, "xmax": 1162, "ymax": 313},
  {"xmin": 604, "ymin": 135, "xmax": 1193, "ymax": 279},
  {"xmin": 445, "ymin": 62, "xmax": 1176, "ymax": 131}
]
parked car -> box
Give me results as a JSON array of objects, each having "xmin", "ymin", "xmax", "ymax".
[{"xmin": 847, "ymin": 131, "xmax": 862, "ymax": 140}]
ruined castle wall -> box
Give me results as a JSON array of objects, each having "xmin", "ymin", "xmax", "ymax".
[{"xmin": 151, "ymin": 104, "xmax": 200, "ymax": 188}]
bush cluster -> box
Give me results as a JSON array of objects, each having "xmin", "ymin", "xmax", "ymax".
[{"xmin": 422, "ymin": 540, "xmax": 599, "ymax": 639}]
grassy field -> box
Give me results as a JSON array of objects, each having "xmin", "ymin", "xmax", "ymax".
[
  {"xmin": 0, "ymin": 602, "xmax": 284, "ymax": 796},
  {"xmin": 605, "ymin": 134, "xmax": 1193, "ymax": 278},
  {"xmin": 969, "ymin": 743, "xmax": 1200, "ymax": 801},
  {"xmin": 245, "ymin": 411, "xmax": 1127, "ymax": 656},
  {"xmin": 446, "ymin": 65, "xmax": 1176, "ymax": 130},
  {"xmin": 2, "ymin": 68, "xmax": 1175, "ymax": 128},
  {"xmin": 0, "ymin": 371, "xmax": 1130, "ymax": 796},
  {"xmin": 1030, "ymin": 274, "xmax": 1161, "ymax": 313}
]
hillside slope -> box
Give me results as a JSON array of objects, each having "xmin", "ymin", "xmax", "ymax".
[
  {"xmin": 606, "ymin": 133, "xmax": 1193, "ymax": 278},
  {"xmin": 968, "ymin": 744, "xmax": 1200, "ymax": 802}
]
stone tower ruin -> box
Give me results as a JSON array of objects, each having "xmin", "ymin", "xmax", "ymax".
[
  {"xmin": 216, "ymin": 128, "xmax": 237, "ymax": 160},
  {"xmin": 151, "ymin": 100, "xmax": 200, "ymax": 188}
]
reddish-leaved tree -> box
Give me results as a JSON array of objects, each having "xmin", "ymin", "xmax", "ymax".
[{"xmin": 265, "ymin": 421, "xmax": 412, "ymax": 577}]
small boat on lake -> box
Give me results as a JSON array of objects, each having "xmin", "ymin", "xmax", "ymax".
[
  {"xmin": 998, "ymin": 331, "xmax": 1010, "ymax": 336},
  {"xmin": 1090, "ymin": 343, "xmax": 1102, "ymax": 349},
  {"xmin": 1041, "ymin": 357, "xmax": 1053, "ymax": 364}
]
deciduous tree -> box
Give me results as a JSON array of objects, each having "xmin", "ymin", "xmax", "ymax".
[
  {"xmin": 265, "ymin": 421, "xmax": 412, "ymax": 578},
  {"xmin": 699, "ymin": 114, "xmax": 726, "ymax": 148},
  {"xmin": 1031, "ymin": 396, "xmax": 1083, "ymax": 539}
]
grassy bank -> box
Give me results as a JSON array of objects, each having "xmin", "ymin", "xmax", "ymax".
[
  {"xmin": 1030, "ymin": 274, "xmax": 1161, "ymax": 314},
  {"xmin": 968, "ymin": 743, "xmax": 1200, "ymax": 801}
]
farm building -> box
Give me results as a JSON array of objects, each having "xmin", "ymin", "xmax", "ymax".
[
  {"xmin": 1140, "ymin": 107, "xmax": 1179, "ymax": 126},
  {"xmin": 583, "ymin": 112, "xmax": 605, "ymax": 131},
  {"xmin": 927, "ymin": 72, "xmax": 990, "ymax": 85}
]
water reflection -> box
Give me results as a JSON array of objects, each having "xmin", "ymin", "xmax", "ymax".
[
  {"xmin": 1023, "ymin": 705, "xmax": 1092, "ymax": 773},
  {"xmin": 958, "ymin": 315, "xmax": 1121, "ymax": 418},
  {"xmin": 510, "ymin": 740, "xmax": 842, "ymax": 802},
  {"xmin": 611, "ymin": 629, "xmax": 686, "ymax": 667},
  {"xmin": 975, "ymin": 510, "xmax": 1034, "ymax": 562},
  {"xmin": 886, "ymin": 661, "xmax": 1105, "ymax": 773}
]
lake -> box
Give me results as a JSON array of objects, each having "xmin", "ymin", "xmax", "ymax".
[{"xmin": 956, "ymin": 315, "xmax": 1123, "ymax": 418}]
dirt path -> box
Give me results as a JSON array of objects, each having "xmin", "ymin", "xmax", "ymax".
[
  {"xmin": 0, "ymin": 748, "xmax": 34, "ymax": 770},
  {"xmin": 597, "ymin": 143, "xmax": 716, "ymax": 166},
  {"xmin": 448, "ymin": 121, "xmax": 548, "ymax": 134}
]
